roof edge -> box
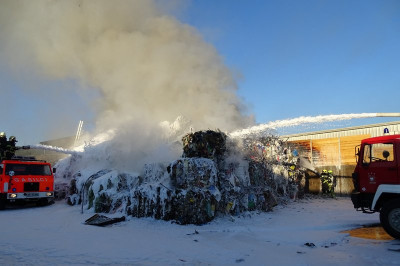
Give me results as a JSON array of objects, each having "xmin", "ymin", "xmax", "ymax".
[{"xmin": 281, "ymin": 120, "xmax": 400, "ymax": 139}]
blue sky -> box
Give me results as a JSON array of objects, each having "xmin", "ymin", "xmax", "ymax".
[
  {"xmin": 1, "ymin": 0, "xmax": 400, "ymax": 145},
  {"xmin": 180, "ymin": 0, "xmax": 400, "ymax": 123}
]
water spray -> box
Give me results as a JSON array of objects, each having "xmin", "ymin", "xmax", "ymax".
[
  {"xmin": 375, "ymin": 113, "xmax": 400, "ymax": 117},
  {"xmin": 28, "ymin": 144, "xmax": 81, "ymax": 155},
  {"xmin": 229, "ymin": 113, "xmax": 400, "ymax": 138}
]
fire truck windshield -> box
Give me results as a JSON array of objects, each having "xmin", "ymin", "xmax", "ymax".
[{"xmin": 5, "ymin": 164, "xmax": 52, "ymax": 176}]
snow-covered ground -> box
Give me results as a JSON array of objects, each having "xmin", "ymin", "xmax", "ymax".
[{"xmin": 0, "ymin": 197, "xmax": 398, "ymax": 266}]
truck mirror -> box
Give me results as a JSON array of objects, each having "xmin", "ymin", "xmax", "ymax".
[
  {"xmin": 355, "ymin": 145, "xmax": 360, "ymax": 163},
  {"xmin": 53, "ymin": 168, "xmax": 56, "ymax": 173}
]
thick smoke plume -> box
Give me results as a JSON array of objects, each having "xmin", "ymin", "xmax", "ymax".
[{"xmin": 0, "ymin": 0, "xmax": 253, "ymax": 171}]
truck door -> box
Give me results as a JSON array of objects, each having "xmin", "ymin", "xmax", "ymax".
[
  {"xmin": 359, "ymin": 143, "xmax": 398, "ymax": 193},
  {"xmin": 0, "ymin": 163, "xmax": 4, "ymax": 193}
]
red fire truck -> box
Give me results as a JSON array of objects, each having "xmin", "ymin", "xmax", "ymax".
[
  {"xmin": 351, "ymin": 134, "xmax": 400, "ymax": 238},
  {"xmin": 0, "ymin": 157, "xmax": 55, "ymax": 209}
]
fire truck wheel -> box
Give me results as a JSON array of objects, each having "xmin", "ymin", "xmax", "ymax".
[
  {"xmin": 36, "ymin": 198, "xmax": 48, "ymax": 207},
  {"xmin": 0, "ymin": 194, "xmax": 5, "ymax": 210},
  {"xmin": 380, "ymin": 199, "xmax": 400, "ymax": 239}
]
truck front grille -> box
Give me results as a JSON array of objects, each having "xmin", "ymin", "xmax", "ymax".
[{"xmin": 24, "ymin": 182, "xmax": 39, "ymax": 192}]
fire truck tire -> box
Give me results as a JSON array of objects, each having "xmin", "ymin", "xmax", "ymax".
[
  {"xmin": 0, "ymin": 194, "xmax": 5, "ymax": 210},
  {"xmin": 380, "ymin": 199, "xmax": 400, "ymax": 239},
  {"xmin": 36, "ymin": 198, "xmax": 48, "ymax": 207}
]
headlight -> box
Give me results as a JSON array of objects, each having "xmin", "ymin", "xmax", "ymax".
[
  {"xmin": 10, "ymin": 193, "xmax": 17, "ymax": 198},
  {"xmin": 46, "ymin": 192, "xmax": 53, "ymax": 197}
]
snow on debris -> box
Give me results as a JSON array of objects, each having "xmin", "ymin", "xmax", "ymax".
[{"xmin": 54, "ymin": 127, "xmax": 308, "ymax": 225}]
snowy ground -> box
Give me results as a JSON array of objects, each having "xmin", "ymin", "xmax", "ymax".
[{"xmin": 0, "ymin": 197, "xmax": 398, "ymax": 266}]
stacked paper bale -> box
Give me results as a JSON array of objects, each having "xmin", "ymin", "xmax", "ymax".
[{"xmin": 127, "ymin": 158, "xmax": 219, "ymax": 224}]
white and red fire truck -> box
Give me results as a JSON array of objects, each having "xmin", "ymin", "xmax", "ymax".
[{"xmin": 0, "ymin": 157, "xmax": 55, "ymax": 209}]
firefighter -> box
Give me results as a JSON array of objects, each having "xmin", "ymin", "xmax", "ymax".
[
  {"xmin": 288, "ymin": 164, "xmax": 296, "ymax": 179},
  {"xmin": 321, "ymin": 169, "xmax": 335, "ymax": 197},
  {"xmin": 5, "ymin": 136, "xmax": 17, "ymax": 160},
  {"xmin": 327, "ymin": 170, "xmax": 336, "ymax": 197},
  {"xmin": 0, "ymin": 132, "xmax": 7, "ymax": 160},
  {"xmin": 320, "ymin": 169, "xmax": 330, "ymax": 196}
]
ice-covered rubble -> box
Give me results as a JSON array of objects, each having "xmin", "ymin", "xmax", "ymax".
[{"xmin": 54, "ymin": 130, "xmax": 307, "ymax": 225}]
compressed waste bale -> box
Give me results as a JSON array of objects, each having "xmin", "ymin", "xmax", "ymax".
[
  {"xmin": 90, "ymin": 172, "xmax": 135, "ymax": 213},
  {"xmin": 167, "ymin": 158, "xmax": 220, "ymax": 224},
  {"xmin": 94, "ymin": 192, "xmax": 113, "ymax": 213},
  {"xmin": 171, "ymin": 189, "xmax": 217, "ymax": 225},
  {"xmin": 126, "ymin": 186, "xmax": 218, "ymax": 225},
  {"xmin": 127, "ymin": 184, "xmax": 173, "ymax": 219},
  {"xmin": 182, "ymin": 130, "xmax": 227, "ymax": 160},
  {"xmin": 125, "ymin": 157, "xmax": 222, "ymax": 225},
  {"xmin": 248, "ymin": 161, "xmax": 274, "ymax": 186},
  {"xmin": 143, "ymin": 163, "xmax": 168, "ymax": 183},
  {"xmin": 65, "ymin": 169, "xmax": 139, "ymax": 214},
  {"xmin": 169, "ymin": 158, "xmax": 218, "ymax": 189}
]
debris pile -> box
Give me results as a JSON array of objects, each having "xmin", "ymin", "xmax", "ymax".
[
  {"xmin": 59, "ymin": 130, "xmax": 307, "ymax": 225},
  {"xmin": 241, "ymin": 136, "xmax": 304, "ymax": 199}
]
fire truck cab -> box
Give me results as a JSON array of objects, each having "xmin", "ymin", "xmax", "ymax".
[
  {"xmin": 0, "ymin": 157, "xmax": 55, "ymax": 209},
  {"xmin": 351, "ymin": 134, "xmax": 400, "ymax": 238}
]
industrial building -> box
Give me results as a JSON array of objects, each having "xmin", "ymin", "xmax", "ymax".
[{"xmin": 283, "ymin": 120, "xmax": 400, "ymax": 195}]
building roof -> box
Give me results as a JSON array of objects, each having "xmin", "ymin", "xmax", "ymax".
[{"xmin": 282, "ymin": 121, "xmax": 400, "ymax": 141}]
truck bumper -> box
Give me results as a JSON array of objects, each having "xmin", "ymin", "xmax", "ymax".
[{"xmin": 7, "ymin": 192, "xmax": 54, "ymax": 200}]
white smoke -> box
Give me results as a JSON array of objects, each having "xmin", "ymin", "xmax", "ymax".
[{"xmin": 0, "ymin": 0, "xmax": 253, "ymax": 171}]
